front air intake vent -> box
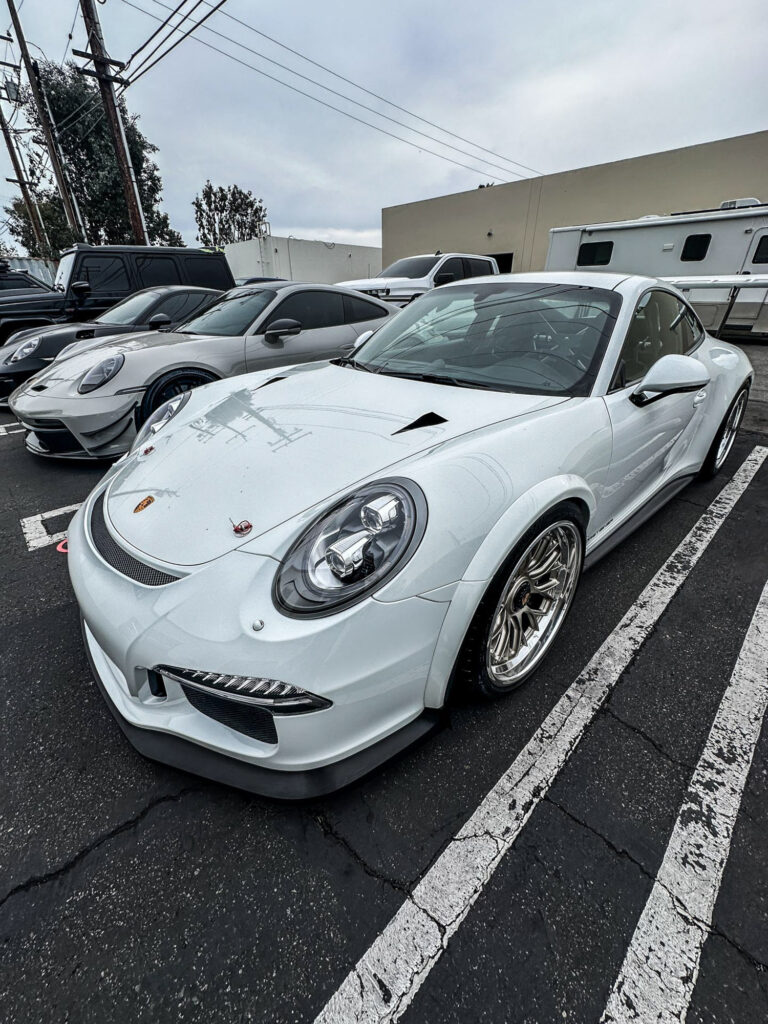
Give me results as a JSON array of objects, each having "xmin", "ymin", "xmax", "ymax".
[
  {"xmin": 179, "ymin": 684, "xmax": 278, "ymax": 743},
  {"xmin": 90, "ymin": 492, "xmax": 180, "ymax": 586}
]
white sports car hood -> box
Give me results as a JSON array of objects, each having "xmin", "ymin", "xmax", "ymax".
[{"xmin": 104, "ymin": 363, "xmax": 567, "ymax": 566}]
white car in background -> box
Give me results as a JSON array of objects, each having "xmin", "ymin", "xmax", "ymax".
[
  {"xmin": 8, "ymin": 282, "xmax": 397, "ymax": 459},
  {"xmin": 67, "ymin": 272, "xmax": 751, "ymax": 798},
  {"xmin": 339, "ymin": 252, "xmax": 499, "ymax": 305}
]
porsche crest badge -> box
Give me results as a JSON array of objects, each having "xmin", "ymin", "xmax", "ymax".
[{"xmin": 133, "ymin": 495, "xmax": 155, "ymax": 514}]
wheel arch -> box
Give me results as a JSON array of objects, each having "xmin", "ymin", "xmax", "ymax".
[{"xmin": 423, "ymin": 475, "xmax": 595, "ymax": 708}]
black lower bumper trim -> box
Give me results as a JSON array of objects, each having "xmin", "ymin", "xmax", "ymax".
[{"xmin": 81, "ymin": 617, "xmax": 445, "ymax": 800}]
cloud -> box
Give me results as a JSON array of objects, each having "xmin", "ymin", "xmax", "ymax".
[{"xmin": 2, "ymin": 0, "xmax": 766, "ymax": 251}]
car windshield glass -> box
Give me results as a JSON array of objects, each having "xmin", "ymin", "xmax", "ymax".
[
  {"xmin": 380, "ymin": 256, "xmax": 440, "ymax": 279},
  {"xmin": 97, "ymin": 290, "xmax": 161, "ymax": 325},
  {"xmin": 353, "ymin": 282, "xmax": 622, "ymax": 397},
  {"xmin": 177, "ymin": 289, "xmax": 276, "ymax": 336},
  {"xmin": 54, "ymin": 253, "xmax": 75, "ymax": 291}
]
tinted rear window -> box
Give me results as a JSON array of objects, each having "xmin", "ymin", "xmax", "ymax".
[
  {"xmin": 136, "ymin": 255, "xmax": 181, "ymax": 287},
  {"xmin": 183, "ymin": 256, "xmax": 232, "ymax": 289}
]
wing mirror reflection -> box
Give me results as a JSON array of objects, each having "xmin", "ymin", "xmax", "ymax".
[
  {"xmin": 630, "ymin": 354, "xmax": 711, "ymax": 407},
  {"xmin": 264, "ymin": 318, "xmax": 302, "ymax": 341},
  {"xmin": 148, "ymin": 313, "xmax": 172, "ymax": 330},
  {"xmin": 70, "ymin": 280, "xmax": 91, "ymax": 300}
]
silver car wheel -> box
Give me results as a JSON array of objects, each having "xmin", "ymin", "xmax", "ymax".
[
  {"xmin": 486, "ymin": 521, "xmax": 582, "ymax": 687},
  {"xmin": 714, "ymin": 390, "xmax": 748, "ymax": 471}
]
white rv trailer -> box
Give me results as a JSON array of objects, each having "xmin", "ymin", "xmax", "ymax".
[{"xmin": 545, "ymin": 199, "xmax": 768, "ymax": 336}]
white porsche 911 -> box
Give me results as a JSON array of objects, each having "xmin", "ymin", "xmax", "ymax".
[{"xmin": 68, "ymin": 272, "xmax": 752, "ymax": 798}]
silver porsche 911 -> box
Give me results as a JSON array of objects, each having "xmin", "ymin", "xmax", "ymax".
[{"xmin": 8, "ymin": 283, "xmax": 397, "ymax": 459}]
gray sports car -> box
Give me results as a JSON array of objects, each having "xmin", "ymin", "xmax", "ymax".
[{"xmin": 8, "ymin": 283, "xmax": 398, "ymax": 459}]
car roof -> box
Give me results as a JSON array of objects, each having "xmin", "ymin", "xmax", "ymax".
[
  {"xmin": 397, "ymin": 253, "xmax": 494, "ymax": 260},
  {"xmin": 226, "ymin": 281, "xmax": 390, "ymax": 300},
  {"xmin": 58, "ymin": 244, "xmax": 227, "ymax": 257},
  {"xmin": 439, "ymin": 270, "xmax": 648, "ymax": 291}
]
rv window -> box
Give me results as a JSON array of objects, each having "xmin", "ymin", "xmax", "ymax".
[
  {"xmin": 681, "ymin": 234, "xmax": 711, "ymax": 262},
  {"xmin": 576, "ymin": 241, "xmax": 613, "ymax": 267},
  {"xmin": 752, "ymin": 236, "xmax": 768, "ymax": 264}
]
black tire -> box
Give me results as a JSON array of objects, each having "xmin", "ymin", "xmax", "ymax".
[
  {"xmin": 452, "ymin": 502, "xmax": 586, "ymax": 701},
  {"xmin": 699, "ymin": 384, "xmax": 750, "ymax": 480},
  {"xmin": 138, "ymin": 368, "xmax": 218, "ymax": 425}
]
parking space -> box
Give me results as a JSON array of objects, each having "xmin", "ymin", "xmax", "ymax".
[{"xmin": 2, "ymin": 386, "xmax": 768, "ymax": 1023}]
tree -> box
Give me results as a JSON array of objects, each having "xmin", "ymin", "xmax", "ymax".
[
  {"xmin": 3, "ymin": 61, "xmax": 183, "ymax": 257},
  {"xmin": 192, "ymin": 180, "xmax": 267, "ymax": 247}
]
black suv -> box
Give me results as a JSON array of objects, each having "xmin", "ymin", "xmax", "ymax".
[{"xmin": 0, "ymin": 244, "xmax": 235, "ymax": 343}]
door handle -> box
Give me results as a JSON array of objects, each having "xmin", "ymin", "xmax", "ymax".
[{"xmin": 693, "ymin": 389, "xmax": 708, "ymax": 407}]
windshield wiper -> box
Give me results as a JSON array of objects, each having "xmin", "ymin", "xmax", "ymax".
[
  {"xmin": 332, "ymin": 356, "xmax": 379, "ymax": 373},
  {"xmin": 372, "ymin": 368, "xmax": 499, "ymax": 390}
]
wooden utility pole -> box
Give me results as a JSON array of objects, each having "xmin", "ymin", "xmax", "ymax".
[
  {"xmin": 0, "ymin": 102, "xmax": 49, "ymax": 253},
  {"xmin": 5, "ymin": 0, "xmax": 87, "ymax": 240},
  {"xmin": 78, "ymin": 0, "xmax": 149, "ymax": 245}
]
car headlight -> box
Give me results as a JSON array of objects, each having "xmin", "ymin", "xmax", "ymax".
[
  {"xmin": 8, "ymin": 337, "xmax": 40, "ymax": 363},
  {"xmin": 78, "ymin": 354, "xmax": 124, "ymax": 394},
  {"xmin": 273, "ymin": 479, "xmax": 427, "ymax": 617},
  {"xmin": 131, "ymin": 391, "xmax": 191, "ymax": 451}
]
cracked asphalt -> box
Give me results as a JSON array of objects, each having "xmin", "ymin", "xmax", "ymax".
[{"xmin": 2, "ymin": 350, "xmax": 768, "ymax": 1023}]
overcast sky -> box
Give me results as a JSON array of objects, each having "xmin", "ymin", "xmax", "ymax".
[{"xmin": 1, "ymin": 0, "xmax": 766, "ymax": 250}]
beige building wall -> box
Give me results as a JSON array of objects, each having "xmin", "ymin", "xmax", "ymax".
[{"xmin": 382, "ymin": 130, "xmax": 768, "ymax": 271}]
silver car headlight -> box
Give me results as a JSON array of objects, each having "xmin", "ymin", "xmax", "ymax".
[
  {"xmin": 78, "ymin": 354, "xmax": 124, "ymax": 394},
  {"xmin": 8, "ymin": 337, "xmax": 41, "ymax": 362},
  {"xmin": 131, "ymin": 391, "xmax": 192, "ymax": 451},
  {"xmin": 273, "ymin": 479, "xmax": 427, "ymax": 617}
]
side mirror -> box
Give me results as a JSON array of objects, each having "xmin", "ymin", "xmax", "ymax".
[
  {"xmin": 353, "ymin": 329, "xmax": 375, "ymax": 350},
  {"xmin": 70, "ymin": 280, "xmax": 91, "ymax": 300},
  {"xmin": 148, "ymin": 312, "xmax": 172, "ymax": 329},
  {"xmin": 630, "ymin": 354, "xmax": 711, "ymax": 407},
  {"xmin": 264, "ymin": 318, "xmax": 302, "ymax": 341},
  {"xmin": 434, "ymin": 272, "xmax": 455, "ymax": 286}
]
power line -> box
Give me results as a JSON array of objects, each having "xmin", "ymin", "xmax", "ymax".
[
  {"xmin": 185, "ymin": 0, "xmax": 542, "ymax": 178},
  {"xmin": 119, "ymin": 0, "xmax": 509, "ymax": 182},
  {"xmin": 127, "ymin": 0, "xmax": 226, "ymax": 86},
  {"xmin": 133, "ymin": 0, "xmax": 529, "ymax": 180},
  {"xmin": 124, "ymin": 0, "xmax": 189, "ymax": 67},
  {"xmin": 61, "ymin": 1, "xmax": 79, "ymax": 64},
  {"xmin": 126, "ymin": 0, "xmax": 206, "ymax": 81}
]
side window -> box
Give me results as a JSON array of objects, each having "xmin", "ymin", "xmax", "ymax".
[
  {"xmin": 463, "ymin": 258, "xmax": 494, "ymax": 278},
  {"xmin": 136, "ymin": 256, "xmax": 181, "ymax": 287},
  {"xmin": 752, "ymin": 236, "xmax": 768, "ymax": 264},
  {"xmin": 612, "ymin": 290, "xmax": 701, "ymax": 389},
  {"xmin": 577, "ymin": 240, "xmax": 613, "ymax": 267},
  {"xmin": 153, "ymin": 291, "xmax": 210, "ymax": 324},
  {"xmin": 183, "ymin": 256, "xmax": 232, "ymax": 289},
  {"xmin": 266, "ymin": 290, "xmax": 345, "ymax": 330},
  {"xmin": 681, "ymin": 234, "xmax": 711, "ymax": 262},
  {"xmin": 0, "ymin": 274, "xmax": 44, "ymax": 290},
  {"xmin": 343, "ymin": 294, "xmax": 389, "ymax": 323},
  {"xmin": 435, "ymin": 257, "xmax": 464, "ymax": 283},
  {"xmin": 76, "ymin": 256, "xmax": 129, "ymax": 293}
]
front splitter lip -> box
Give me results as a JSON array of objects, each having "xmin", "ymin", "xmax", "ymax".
[{"xmin": 81, "ymin": 616, "xmax": 445, "ymax": 800}]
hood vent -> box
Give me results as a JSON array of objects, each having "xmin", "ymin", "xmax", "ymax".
[
  {"xmin": 392, "ymin": 411, "xmax": 447, "ymax": 435},
  {"xmin": 75, "ymin": 329, "xmax": 96, "ymax": 339},
  {"xmin": 257, "ymin": 375, "xmax": 287, "ymax": 389}
]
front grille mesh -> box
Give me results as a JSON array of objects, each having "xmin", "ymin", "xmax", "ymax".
[
  {"xmin": 180, "ymin": 684, "xmax": 278, "ymax": 744},
  {"xmin": 90, "ymin": 491, "xmax": 179, "ymax": 587}
]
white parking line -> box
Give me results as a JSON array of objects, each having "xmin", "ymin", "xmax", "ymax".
[
  {"xmin": 314, "ymin": 446, "xmax": 768, "ymax": 1024},
  {"xmin": 601, "ymin": 577, "xmax": 768, "ymax": 1024},
  {"xmin": 0, "ymin": 422, "xmax": 24, "ymax": 436},
  {"xmin": 20, "ymin": 503, "xmax": 83, "ymax": 551}
]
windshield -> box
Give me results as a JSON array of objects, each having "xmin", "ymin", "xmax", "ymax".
[
  {"xmin": 352, "ymin": 282, "xmax": 622, "ymax": 396},
  {"xmin": 98, "ymin": 290, "xmax": 161, "ymax": 325},
  {"xmin": 380, "ymin": 256, "xmax": 440, "ymax": 279},
  {"xmin": 54, "ymin": 252, "xmax": 75, "ymax": 291},
  {"xmin": 178, "ymin": 289, "xmax": 276, "ymax": 336}
]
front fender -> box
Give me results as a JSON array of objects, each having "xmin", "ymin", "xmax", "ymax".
[{"xmin": 423, "ymin": 474, "xmax": 597, "ymax": 707}]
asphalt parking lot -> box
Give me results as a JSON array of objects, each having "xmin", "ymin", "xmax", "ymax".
[{"xmin": 2, "ymin": 344, "xmax": 768, "ymax": 1024}]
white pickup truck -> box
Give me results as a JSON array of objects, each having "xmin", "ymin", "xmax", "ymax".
[{"xmin": 339, "ymin": 252, "xmax": 499, "ymax": 305}]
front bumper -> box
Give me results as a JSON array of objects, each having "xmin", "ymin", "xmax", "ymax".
[
  {"xmin": 69, "ymin": 489, "xmax": 450, "ymax": 797},
  {"xmin": 9, "ymin": 388, "xmax": 140, "ymax": 458}
]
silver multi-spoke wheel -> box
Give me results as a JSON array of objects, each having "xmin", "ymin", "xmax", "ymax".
[
  {"xmin": 486, "ymin": 520, "xmax": 582, "ymax": 688},
  {"xmin": 714, "ymin": 390, "xmax": 748, "ymax": 471}
]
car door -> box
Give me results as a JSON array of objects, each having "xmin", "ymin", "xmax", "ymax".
[
  {"xmin": 245, "ymin": 289, "xmax": 357, "ymax": 370},
  {"xmin": 599, "ymin": 289, "xmax": 708, "ymax": 527},
  {"xmin": 70, "ymin": 254, "xmax": 132, "ymax": 320}
]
